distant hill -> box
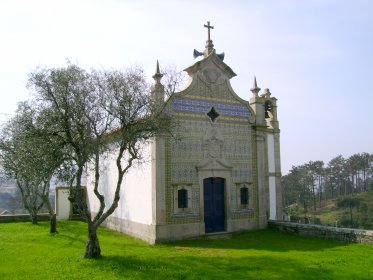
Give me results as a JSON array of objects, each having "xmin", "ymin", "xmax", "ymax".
[
  {"xmin": 0, "ymin": 187, "xmax": 24, "ymax": 214},
  {"xmin": 0, "ymin": 192, "xmax": 13, "ymax": 207}
]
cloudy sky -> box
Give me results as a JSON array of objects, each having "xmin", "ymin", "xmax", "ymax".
[{"xmin": 0, "ymin": 0, "xmax": 372, "ymax": 174}]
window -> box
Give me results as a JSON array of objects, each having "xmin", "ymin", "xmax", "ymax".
[
  {"xmin": 173, "ymin": 185, "xmax": 193, "ymax": 215},
  {"xmin": 178, "ymin": 189, "xmax": 188, "ymax": 209},
  {"xmin": 264, "ymin": 101, "xmax": 272, "ymax": 119},
  {"xmin": 240, "ymin": 186, "xmax": 249, "ymax": 206},
  {"xmin": 207, "ymin": 107, "xmax": 220, "ymax": 122},
  {"xmin": 234, "ymin": 183, "xmax": 253, "ymax": 212}
]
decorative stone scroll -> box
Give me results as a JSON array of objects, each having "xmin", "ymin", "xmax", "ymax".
[
  {"xmin": 196, "ymin": 126, "xmax": 232, "ymax": 171},
  {"xmin": 200, "ymin": 67, "xmax": 226, "ymax": 85}
]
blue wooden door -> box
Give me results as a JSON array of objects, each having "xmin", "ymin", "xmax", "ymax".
[{"xmin": 204, "ymin": 177, "xmax": 225, "ymax": 233}]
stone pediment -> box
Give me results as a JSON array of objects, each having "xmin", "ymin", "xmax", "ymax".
[
  {"xmin": 196, "ymin": 158, "xmax": 232, "ymax": 171},
  {"xmin": 167, "ymin": 47, "xmax": 255, "ymax": 122}
]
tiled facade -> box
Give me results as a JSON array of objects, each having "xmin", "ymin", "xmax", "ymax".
[
  {"xmin": 148, "ymin": 43, "xmax": 282, "ymax": 241},
  {"xmin": 165, "ymin": 76, "xmax": 258, "ymax": 225}
]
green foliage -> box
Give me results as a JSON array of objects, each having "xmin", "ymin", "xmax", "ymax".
[
  {"xmin": 283, "ymin": 153, "xmax": 373, "ymax": 220},
  {"xmin": 0, "ymin": 102, "xmax": 62, "ymax": 224},
  {"xmin": 291, "ymin": 191, "xmax": 373, "ymax": 230},
  {"xmin": 339, "ymin": 216, "xmax": 358, "ymax": 228},
  {"xmin": 337, "ymin": 196, "xmax": 361, "ymax": 209},
  {"xmin": 1, "ymin": 221, "xmax": 373, "ymax": 279}
]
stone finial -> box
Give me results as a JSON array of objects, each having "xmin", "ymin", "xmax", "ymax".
[
  {"xmin": 250, "ymin": 76, "xmax": 261, "ymax": 97},
  {"xmin": 152, "ymin": 60, "xmax": 163, "ymax": 83},
  {"xmin": 151, "ymin": 60, "xmax": 165, "ymax": 105},
  {"xmin": 204, "ymin": 40, "xmax": 215, "ymax": 57},
  {"xmin": 263, "ymin": 88, "xmax": 271, "ymax": 98}
]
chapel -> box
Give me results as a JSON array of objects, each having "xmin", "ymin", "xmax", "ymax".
[{"xmin": 84, "ymin": 22, "xmax": 283, "ymax": 243}]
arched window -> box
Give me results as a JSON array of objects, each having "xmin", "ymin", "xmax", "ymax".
[
  {"xmin": 264, "ymin": 101, "xmax": 272, "ymax": 119},
  {"xmin": 178, "ymin": 189, "xmax": 188, "ymax": 209},
  {"xmin": 240, "ymin": 186, "xmax": 249, "ymax": 206}
]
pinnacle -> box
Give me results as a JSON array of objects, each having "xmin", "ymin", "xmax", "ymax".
[
  {"xmin": 156, "ymin": 60, "xmax": 160, "ymax": 75},
  {"xmin": 250, "ymin": 76, "xmax": 261, "ymax": 96},
  {"xmin": 152, "ymin": 60, "xmax": 163, "ymax": 81}
]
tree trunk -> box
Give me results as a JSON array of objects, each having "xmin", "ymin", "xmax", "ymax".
[
  {"xmin": 349, "ymin": 206, "xmax": 353, "ymax": 228},
  {"xmin": 30, "ymin": 212, "xmax": 38, "ymax": 224},
  {"xmin": 312, "ymin": 185, "xmax": 316, "ymax": 211},
  {"xmin": 84, "ymin": 223, "xmax": 101, "ymax": 258},
  {"xmin": 41, "ymin": 188, "xmax": 58, "ymax": 234},
  {"xmin": 50, "ymin": 214, "xmax": 57, "ymax": 234}
]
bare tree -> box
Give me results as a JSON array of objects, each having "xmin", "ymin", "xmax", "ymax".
[{"xmin": 161, "ymin": 65, "xmax": 189, "ymax": 97}]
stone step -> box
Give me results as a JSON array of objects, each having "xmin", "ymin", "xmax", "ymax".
[{"xmin": 203, "ymin": 232, "xmax": 232, "ymax": 240}]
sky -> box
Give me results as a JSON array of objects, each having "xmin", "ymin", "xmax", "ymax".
[{"xmin": 0, "ymin": 0, "xmax": 372, "ymax": 175}]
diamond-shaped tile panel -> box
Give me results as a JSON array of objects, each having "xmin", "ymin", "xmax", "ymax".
[{"xmin": 207, "ymin": 107, "xmax": 220, "ymax": 122}]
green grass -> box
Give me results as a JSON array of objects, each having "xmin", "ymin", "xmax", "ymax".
[{"xmin": 1, "ymin": 221, "xmax": 373, "ymax": 279}]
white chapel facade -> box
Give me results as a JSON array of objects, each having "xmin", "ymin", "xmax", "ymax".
[{"xmin": 85, "ymin": 23, "xmax": 282, "ymax": 243}]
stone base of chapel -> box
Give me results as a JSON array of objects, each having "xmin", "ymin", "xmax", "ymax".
[
  {"xmin": 97, "ymin": 213, "xmax": 262, "ymax": 244},
  {"xmin": 99, "ymin": 214, "xmax": 157, "ymax": 244}
]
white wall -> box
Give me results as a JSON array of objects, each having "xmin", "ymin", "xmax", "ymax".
[
  {"xmin": 86, "ymin": 141, "xmax": 153, "ymax": 225},
  {"xmin": 267, "ymin": 134, "xmax": 275, "ymax": 173},
  {"xmin": 268, "ymin": 177, "xmax": 276, "ymax": 220},
  {"xmin": 55, "ymin": 187, "xmax": 70, "ymax": 220},
  {"xmin": 267, "ymin": 133, "xmax": 276, "ymax": 219}
]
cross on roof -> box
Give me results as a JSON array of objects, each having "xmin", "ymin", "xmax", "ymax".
[{"xmin": 204, "ymin": 21, "xmax": 214, "ymax": 41}]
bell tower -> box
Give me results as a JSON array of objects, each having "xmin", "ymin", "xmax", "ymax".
[{"xmin": 249, "ymin": 77, "xmax": 282, "ymax": 225}]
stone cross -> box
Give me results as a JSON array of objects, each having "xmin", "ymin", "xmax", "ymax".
[{"xmin": 204, "ymin": 21, "xmax": 214, "ymax": 41}]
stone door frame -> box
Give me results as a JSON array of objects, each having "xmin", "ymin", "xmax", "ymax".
[{"xmin": 197, "ymin": 165, "xmax": 232, "ymax": 235}]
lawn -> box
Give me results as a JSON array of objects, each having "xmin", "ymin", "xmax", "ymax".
[{"xmin": 0, "ymin": 221, "xmax": 373, "ymax": 279}]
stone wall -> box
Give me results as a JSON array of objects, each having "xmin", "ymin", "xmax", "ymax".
[
  {"xmin": 268, "ymin": 220, "xmax": 373, "ymax": 245},
  {"xmin": 0, "ymin": 214, "xmax": 50, "ymax": 223}
]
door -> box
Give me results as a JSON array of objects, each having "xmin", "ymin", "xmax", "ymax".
[{"xmin": 204, "ymin": 177, "xmax": 225, "ymax": 233}]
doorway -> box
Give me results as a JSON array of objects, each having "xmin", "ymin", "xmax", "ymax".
[{"xmin": 203, "ymin": 177, "xmax": 225, "ymax": 233}]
